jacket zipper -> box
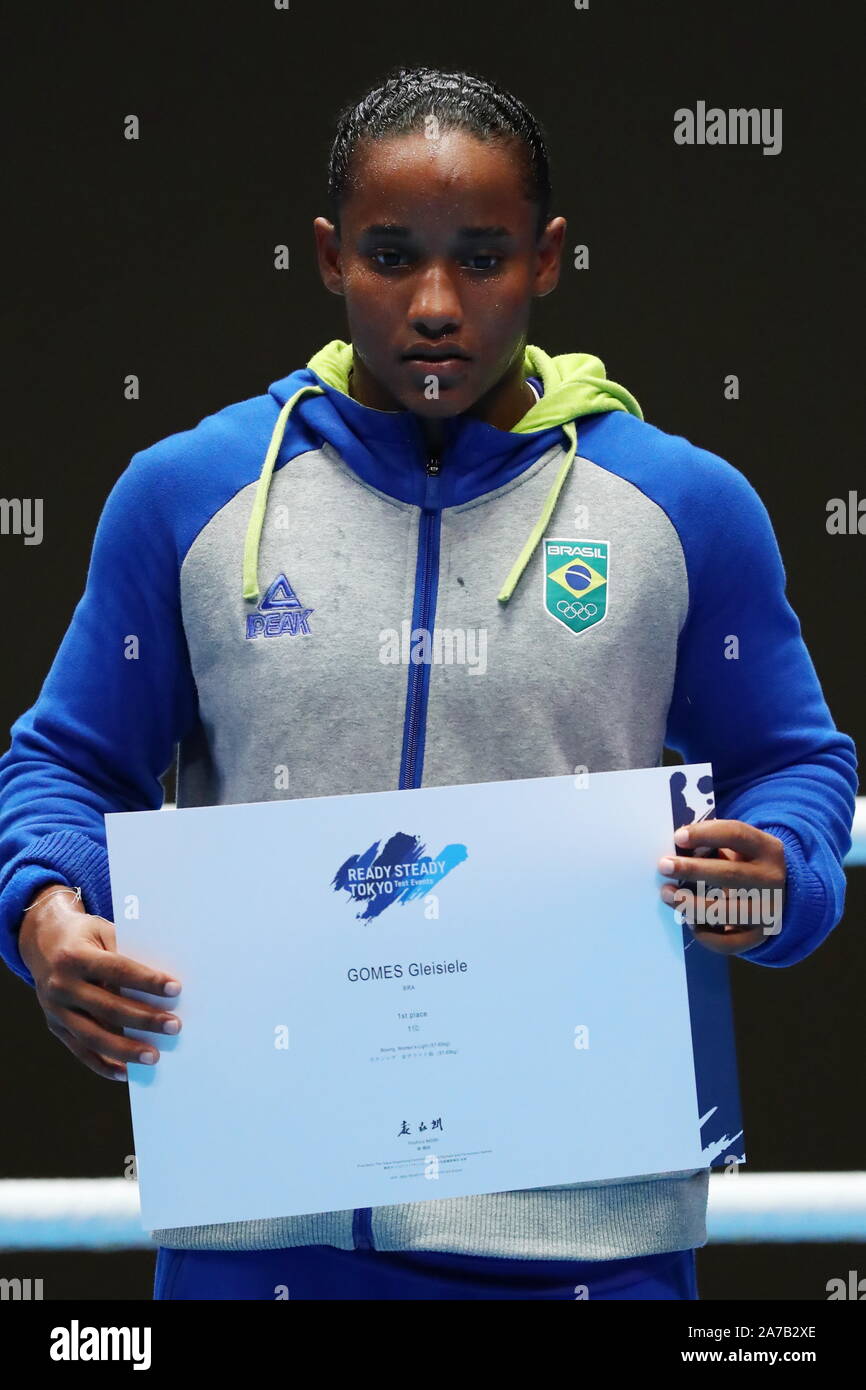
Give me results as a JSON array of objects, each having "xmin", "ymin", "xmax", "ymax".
[
  {"xmin": 353, "ymin": 452, "xmax": 443, "ymax": 1253},
  {"xmin": 400, "ymin": 455, "xmax": 442, "ymax": 789}
]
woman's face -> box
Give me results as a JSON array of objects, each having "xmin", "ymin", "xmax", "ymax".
[{"xmin": 314, "ymin": 128, "xmax": 565, "ymax": 418}]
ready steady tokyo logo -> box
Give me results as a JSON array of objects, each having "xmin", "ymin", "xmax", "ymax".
[{"xmin": 332, "ymin": 831, "xmax": 468, "ymax": 921}]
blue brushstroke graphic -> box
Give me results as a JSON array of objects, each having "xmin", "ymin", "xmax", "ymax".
[{"xmin": 332, "ymin": 831, "xmax": 468, "ymax": 921}]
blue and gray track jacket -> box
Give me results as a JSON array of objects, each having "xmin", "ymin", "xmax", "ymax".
[{"xmin": 0, "ymin": 339, "xmax": 857, "ymax": 1258}]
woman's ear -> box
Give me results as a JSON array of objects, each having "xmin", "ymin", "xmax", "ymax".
[
  {"xmin": 313, "ymin": 217, "xmax": 345, "ymax": 296},
  {"xmin": 533, "ymin": 215, "xmax": 567, "ymax": 299}
]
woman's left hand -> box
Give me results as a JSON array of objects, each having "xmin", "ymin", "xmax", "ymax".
[{"xmin": 658, "ymin": 819, "xmax": 787, "ymax": 955}]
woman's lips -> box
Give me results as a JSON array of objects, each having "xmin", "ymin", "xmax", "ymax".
[{"xmin": 401, "ymin": 356, "xmax": 470, "ymax": 375}]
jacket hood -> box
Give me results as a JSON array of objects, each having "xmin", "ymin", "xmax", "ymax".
[{"xmin": 242, "ymin": 339, "xmax": 642, "ymax": 606}]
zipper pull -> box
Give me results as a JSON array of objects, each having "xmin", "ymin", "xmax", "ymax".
[{"xmin": 426, "ymin": 456, "xmax": 441, "ymax": 476}]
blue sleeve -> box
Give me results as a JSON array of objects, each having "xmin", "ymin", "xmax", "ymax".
[
  {"xmin": 664, "ymin": 453, "xmax": 858, "ymax": 967},
  {"xmin": 0, "ymin": 452, "xmax": 199, "ymax": 988}
]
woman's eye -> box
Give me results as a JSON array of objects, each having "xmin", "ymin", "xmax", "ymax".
[
  {"xmin": 369, "ymin": 250, "xmax": 502, "ymax": 271},
  {"xmin": 371, "ymin": 249, "xmax": 409, "ymax": 268}
]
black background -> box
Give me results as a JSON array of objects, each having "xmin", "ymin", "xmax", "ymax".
[{"xmin": 1, "ymin": 0, "xmax": 863, "ymax": 1301}]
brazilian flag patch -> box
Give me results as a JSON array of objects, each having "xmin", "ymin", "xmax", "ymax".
[{"xmin": 543, "ymin": 538, "xmax": 609, "ymax": 635}]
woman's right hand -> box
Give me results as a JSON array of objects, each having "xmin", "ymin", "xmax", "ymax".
[{"xmin": 17, "ymin": 883, "xmax": 182, "ymax": 1082}]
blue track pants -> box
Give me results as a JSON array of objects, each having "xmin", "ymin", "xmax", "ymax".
[{"xmin": 154, "ymin": 1244, "xmax": 698, "ymax": 1300}]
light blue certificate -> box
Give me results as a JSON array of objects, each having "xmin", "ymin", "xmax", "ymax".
[{"xmin": 105, "ymin": 764, "xmax": 710, "ymax": 1231}]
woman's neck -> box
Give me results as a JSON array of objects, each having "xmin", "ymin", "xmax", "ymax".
[{"xmin": 348, "ymin": 355, "xmax": 536, "ymax": 457}]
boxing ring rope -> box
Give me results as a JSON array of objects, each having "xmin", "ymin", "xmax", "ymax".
[
  {"xmin": 2, "ymin": 799, "xmax": 863, "ymax": 1252},
  {"xmin": 1, "ymin": 1174, "xmax": 865, "ymax": 1250},
  {"xmin": 845, "ymin": 795, "xmax": 866, "ymax": 865}
]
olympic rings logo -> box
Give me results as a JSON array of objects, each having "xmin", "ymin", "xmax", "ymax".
[{"xmin": 556, "ymin": 599, "xmax": 598, "ymax": 621}]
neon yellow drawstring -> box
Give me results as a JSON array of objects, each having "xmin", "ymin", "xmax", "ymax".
[
  {"xmin": 244, "ymin": 385, "xmax": 577, "ymax": 608},
  {"xmin": 496, "ymin": 421, "xmax": 577, "ymax": 604},
  {"xmin": 241, "ymin": 384, "xmax": 324, "ymax": 603}
]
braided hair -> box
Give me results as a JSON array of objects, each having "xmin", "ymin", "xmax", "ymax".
[{"xmin": 327, "ymin": 66, "xmax": 552, "ymax": 241}]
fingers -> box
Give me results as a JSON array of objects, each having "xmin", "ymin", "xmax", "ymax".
[
  {"xmin": 660, "ymin": 854, "xmax": 772, "ymax": 889},
  {"xmin": 70, "ymin": 1043, "xmax": 129, "ymax": 1082},
  {"xmin": 661, "ymin": 881, "xmax": 757, "ymax": 923},
  {"xmin": 50, "ymin": 1020, "xmax": 132, "ymax": 1082},
  {"xmin": 68, "ymin": 1044, "xmax": 128, "ymax": 1082},
  {"xmin": 682, "ymin": 922, "xmax": 766, "ymax": 956},
  {"xmin": 674, "ymin": 819, "xmax": 765, "ymax": 855},
  {"xmin": 49, "ymin": 976, "xmax": 181, "ymax": 1038},
  {"xmin": 660, "ymin": 881, "xmax": 782, "ymax": 948},
  {"xmin": 656, "ymin": 821, "xmax": 785, "ymax": 956},
  {"xmin": 46, "ymin": 1004, "xmax": 161, "ymax": 1069},
  {"xmin": 76, "ymin": 944, "xmax": 181, "ymax": 999},
  {"xmin": 27, "ymin": 920, "xmax": 182, "ymax": 1082},
  {"xmin": 41, "ymin": 945, "xmax": 181, "ymax": 1052}
]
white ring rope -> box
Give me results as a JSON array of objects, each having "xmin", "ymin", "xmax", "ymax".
[
  {"xmin": 845, "ymin": 796, "xmax": 866, "ymax": 866},
  {"xmin": 0, "ymin": 1173, "xmax": 865, "ymax": 1249}
]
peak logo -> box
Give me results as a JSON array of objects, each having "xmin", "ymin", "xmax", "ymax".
[
  {"xmin": 245, "ymin": 572, "xmax": 314, "ymax": 640},
  {"xmin": 332, "ymin": 832, "xmax": 468, "ymax": 921}
]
